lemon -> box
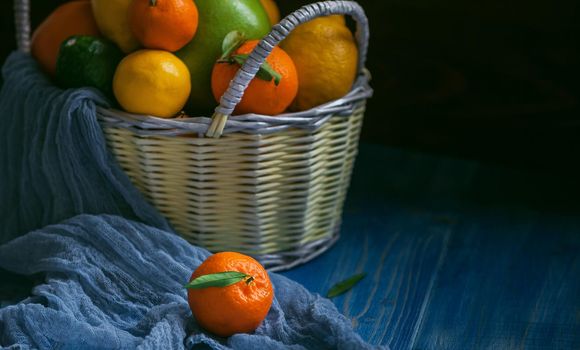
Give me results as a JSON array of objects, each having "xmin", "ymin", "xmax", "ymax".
[
  {"xmin": 113, "ymin": 50, "xmax": 191, "ymax": 118},
  {"xmin": 91, "ymin": 0, "xmax": 140, "ymax": 53},
  {"xmin": 280, "ymin": 16, "xmax": 358, "ymax": 111}
]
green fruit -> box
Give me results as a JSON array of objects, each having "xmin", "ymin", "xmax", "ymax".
[
  {"xmin": 176, "ymin": 0, "xmax": 270, "ymax": 114},
  {"xmin": 56, "ymin": 35, "xmax": 124, "ymax": 99}
]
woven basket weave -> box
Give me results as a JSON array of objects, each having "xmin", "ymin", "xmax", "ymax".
[{"xmin": 14, "ymin": 0, "xmax": 372, "ymax": 271}]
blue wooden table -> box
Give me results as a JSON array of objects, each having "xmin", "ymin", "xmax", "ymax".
[{"xmin": 281, "ymin": 144, "xmax": 580, "ymax": 349}]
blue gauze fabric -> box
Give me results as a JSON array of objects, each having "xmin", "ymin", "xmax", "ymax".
[
  {"xmin": 0, "ymin": 215, "xmax": 381, "ymax": 349},
  {"xmin": 0, "ymin": 53, "xmax": 384, "ymax": 349},
  {"xmin": 0, "ymin": 52, "xmax": 170, "ymax": 244}
]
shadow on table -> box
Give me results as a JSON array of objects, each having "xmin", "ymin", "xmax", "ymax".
[{"xmin": 349, "ymin": 143, "xmax": 580, "ymax": 217}]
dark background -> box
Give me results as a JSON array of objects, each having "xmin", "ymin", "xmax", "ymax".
[{"xmin": 2, "ymin": 0, "xmax": 579, "ymax": 173}]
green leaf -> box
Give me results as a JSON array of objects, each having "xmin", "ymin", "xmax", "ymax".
[
  {"xmin": 184, "ymin": 271, "xmax": 249, "ymax": 289},
  {"xmin": 256, "ymin": 60, "xmax": 282, "ymax": 86},
  {"xmin": 231, "ymin": 54, "xmax": 282, "ymax": 86},
  {"xmin": 230, "ymin": 53, "xmax": 246, "ymax": 65},
  {"xmin": 221, "ymin": 31, "xmax": 246, "ymax": 61},
  {"xmin": 326, "ymin": 273, "xmax": 367, "ymax": 298}
]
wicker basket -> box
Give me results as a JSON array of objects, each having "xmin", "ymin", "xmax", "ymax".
[{"xmin": 14, "ymin": 0, "xmax": 372, "ymax": 271}]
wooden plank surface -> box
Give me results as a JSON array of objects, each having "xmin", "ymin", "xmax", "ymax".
[
  {"xmin": 281, "ymin": 144, "xmax": 580, "ymax": 349},
  {"xmin": 283, "ymin": 205, "xmax": 454, "ymax": 348},
  {"xmin": 413, "ymin": 211, "xmax": 580, "ymax": 350}
]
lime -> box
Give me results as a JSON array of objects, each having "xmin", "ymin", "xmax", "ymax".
[
  {"xmin": 176, "ymin": 0, "xmax": 270, "ymax": 114},
  {"xmin": 56, "ymin": 35, "xmax": 124, "ymax": 99}
]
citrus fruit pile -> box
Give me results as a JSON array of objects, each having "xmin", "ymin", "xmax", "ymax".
[{"xmin": 31, "ymin": 0, "xmax": 359, "ymax": 119}]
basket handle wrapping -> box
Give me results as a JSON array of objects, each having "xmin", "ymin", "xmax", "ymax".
[
  {"xmin": 14, "ymin": 0, "xmax": 30, "ymax": 53},
  {"xmin": 207, "ymin": 0, "xmax": 369, "ymax": 137}
]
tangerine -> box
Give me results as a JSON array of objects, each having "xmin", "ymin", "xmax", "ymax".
[
  {"xmin": 211, "ymin": 40, "xmax": 298, "ymax": 115},
  {"xmin": 31, "ymin": 0, "xmax": 100, "ymax": 77},
  {"xmin": 187, "ymin": 252, "xmax": 274, "ymax": 337},
  {"xmin": 129, "ymin": 0, "xmax": 199, "ymax": 52},
  {"xmin": 259, "ymin": 0, "xmax": 281, "ymax": 25}
]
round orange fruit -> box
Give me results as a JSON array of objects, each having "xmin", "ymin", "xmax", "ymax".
[
  {"xmin": 211, "ymin": 40, "xmax": 298, "ymax": 115},
  {"xmin": 31, "ymin": 0, "xmax": 101, "ymax": 77},
  {"xmin": 129, "ymin": 0, "xmax": 199, "ymax": 52},
  {"xmin": 259, "ymin": 0, "xmax": 281, "ymax": 25},
  {"xmin": 186, "ymin": 252, "xmax": 274, "ymax": 337}
]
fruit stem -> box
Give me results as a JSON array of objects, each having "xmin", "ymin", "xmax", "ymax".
[
  {"xmin": 149, "ymin": 0, "xmax": 157, "ymax": 6},
  {"xmin": 245, "ymin": 276, "xmax": 255, "ymax": 285}
]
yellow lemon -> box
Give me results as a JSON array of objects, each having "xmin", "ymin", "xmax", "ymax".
[
  {"xmin": 280, "ymin": 16, "xmax": 358, "ymax": 111},
  {"xmin": 113, "ymin": 50, "xmax": 191, "ymax": 118},
  {"xmin": 91, "ymin": 0, "xmax": 140, "ymax": 53}
]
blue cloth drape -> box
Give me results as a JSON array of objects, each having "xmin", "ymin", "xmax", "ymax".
[{"xmin": 0, "ymin": 52, "xmax": 170, "ymax": 244}]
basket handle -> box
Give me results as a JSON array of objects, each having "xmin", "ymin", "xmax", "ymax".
[
  {"xmin": 206, "ymin": 0, "xmax": 369, "ymax": 138},
  {"xmin": 14, "ymin": 0, "xmax": 31, "ymax": 53}
]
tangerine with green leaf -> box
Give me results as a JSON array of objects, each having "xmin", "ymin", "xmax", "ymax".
[
  {"xmin": 175, "ymin": 0, "xmax": 271, "ymax": 113},
  {"xmin": 186, "ymin": 252, "xmax": 274, "ymax": 337},
  {"xmin": 211, "ymin": 39, "xmax": 298, "ymax": 115}
]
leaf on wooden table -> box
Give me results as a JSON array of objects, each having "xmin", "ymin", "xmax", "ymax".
[{"xmin": 327, "ymin": 273, "xmax": 367, "ymax": 298}]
